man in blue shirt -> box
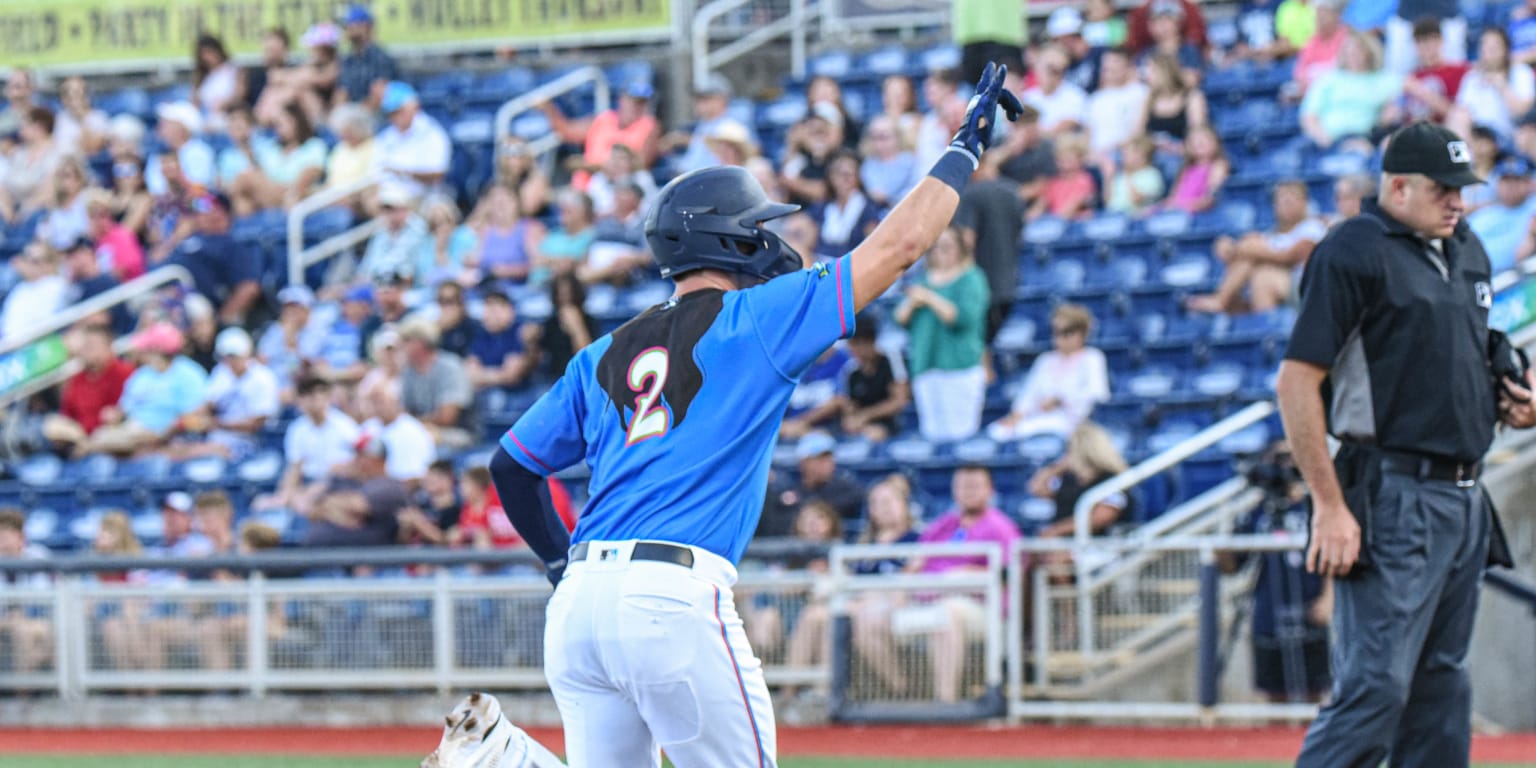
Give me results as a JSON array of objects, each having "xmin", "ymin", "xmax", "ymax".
[
  {"xmin": 158, "ymin": 191, "xmax": 262, "ymax": 327},
  {"xmin": 425, "ymin": 64, "xmax": 1023, "ymax": 768},
  {"xmin": 1469, "ymin": 155, "xmax": 1536, "ymax": 272}
]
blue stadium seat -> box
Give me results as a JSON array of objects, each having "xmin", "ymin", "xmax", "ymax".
[
  {"xmin": 914, "ymin": 45, "xmax": 961, "ymax": 74},
  {"xmin": 509, "ymin": 111, "xmax": 552, "ymax": 142},
  {"xmin": 858, "ymin": 47, "xmax": 911, "ymax": 77},
  {"xmin": 302, "ymin": 206, "xmax": 355, "ymax": 242},
  {"xmin": 758, "ymin": 96, "xmax": 807, "ymax": 129},
  {"xmin": 605, "ymin": 60, "xmax": 655, "ymax": 90},
  {"xmin": 809, "ymin": 51, "xmax": 853, "ymax": 79},
  {"xmin": 469, "ymin": 67, "xmax": 538, "ymax": 108}
]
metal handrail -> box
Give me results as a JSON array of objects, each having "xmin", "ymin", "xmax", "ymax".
[
  {"xmin": 1063, "ymin": 400, "xmax": 1274, "ymax": 668},
  {"xmin": 1072, "ymin": 400, "xmax": 1277, "ymax": 554},
  {"xmin": 492, "ymin": 66, "xmax": 612, "ymax": 171},
  {"xmin": 285, "ymin": 171, "xmax": 384, "ymax": 287},
  {"xmin": 0, "ymin": 266, "xmax": 194, "ymax": 358},
  {"xmin": 692, "ymin": 0, "xmax": 811, "ymax": 87},
  {"xmin": 0, "ymin": 538, "xmax": 833, "ymax": 575}
]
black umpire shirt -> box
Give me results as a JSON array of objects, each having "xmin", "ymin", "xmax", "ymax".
[{"xmin": 1284, "ymin": 199, "xmax": 1498, "ymax": 463}]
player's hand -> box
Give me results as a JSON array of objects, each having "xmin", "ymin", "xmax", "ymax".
[
  {"xmin": 1499, "ymin": 368, "xmax": 1536, "ymax": 428},
  {"xmin": 1306, "ymin": 501, "xmax": 1361, "ymax": 578},
  {"xmin": 949, "ymin": 62, "xmax": 1025, "ymax": 161}
]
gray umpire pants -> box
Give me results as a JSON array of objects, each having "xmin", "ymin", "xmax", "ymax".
[{"xmin": 1296, "ymin": 472, "xmax": 1490, "ymax": 768}]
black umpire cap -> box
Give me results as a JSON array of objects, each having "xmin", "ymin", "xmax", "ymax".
[{"xmin": 1381, "ymin": 121, "xmax": 1485, "ymax": 188}]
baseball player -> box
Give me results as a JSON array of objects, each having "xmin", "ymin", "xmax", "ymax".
[{"xmin": 426, "ymin": 63, "xmax": 1023, "ymax": 768}]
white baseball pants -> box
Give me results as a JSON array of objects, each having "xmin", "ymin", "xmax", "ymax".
[{"xmin": 544, "ymin": 539, "xmax": 777, "ymax": 767}]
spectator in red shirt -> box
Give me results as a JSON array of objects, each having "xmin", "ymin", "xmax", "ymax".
[
  {"xmin": 450, "ymin": 465, "xmax": 522, "ymax": 550},
  {"xmin": 1394, "ymin": 17, "xmax": 1470, "ymax": 125},
  {"xmin": 1127, "ymin": 0, "xmax": 1207, "ymax": 54},
  {"xmin": 44, "ymin": 325, "xmax": 134, "ymax": 452}
]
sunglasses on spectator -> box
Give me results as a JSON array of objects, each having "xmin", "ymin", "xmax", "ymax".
[
  {"xmin": 1052, "ymin": 325, "xmax": 1083, "ymax": 337},
  {"xmin": 113, "ymin": 162, "xmax": 142, "ymax": 178}
]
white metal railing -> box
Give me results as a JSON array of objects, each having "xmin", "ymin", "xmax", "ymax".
[
  {"xmin": 0, "ymin": 266, "xmax": 194, "ymax": 357},
  {"xmin": 285, "ymin": 172, "xmax": 384, "ymax": 288},
  {"xmin": 693, "ymin": 0, "xmax": 812, "ymax": 89},
  {"xmin": 2, "ymin": 568, "xmax": 819, "ymax": 698},
  {"xmin": 0, "ymin": 266, "xmax": 195, "ymax": 411},
  {"xmin": 1069, "ymin": 402, "xmax": 1274, "ymax": 655},
  {"xmin": 493, "ymin": 66, "xmax": 612, "ymax": 176}
]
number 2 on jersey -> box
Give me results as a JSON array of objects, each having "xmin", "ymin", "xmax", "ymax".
[{"xmin": 625, "ymin": 347, "xmax": 671, "ymax": 445}]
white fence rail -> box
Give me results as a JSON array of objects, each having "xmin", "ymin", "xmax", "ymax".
[{"xmin": 693, "ymin": 0, "xmax": 813, "ymax": 88}]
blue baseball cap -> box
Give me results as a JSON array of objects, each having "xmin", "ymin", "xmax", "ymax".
[
  {"xmin": 794, "ymin": 431, "xmax": 837, "ymax": 461},
  {"xmin": 380, "ymin": 81, "xmax": 417, "ymax": 114},
  {"xmin": 624, "ymin": 81, "xmax": 654, "ymax": 100},
  {"xmin": 343, "ymin": 284, "xmax": 374, "ymax": 304},
  {"xmin": 1497, "ymin": 155, "xmax": 1533, "ymax": 179},
  {"xmin": 341, "ymin": 4, "xmax": 373, "ymax": 25}
]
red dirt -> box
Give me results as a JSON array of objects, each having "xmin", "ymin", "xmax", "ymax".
[{"xmin": 0, "ymin": 725, "xmax": 1533, "ymax": 762}]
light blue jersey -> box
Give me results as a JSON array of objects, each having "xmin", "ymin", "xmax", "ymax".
[{"xmin": 502, "ymin": 255, "xmax": 856, "ymax": 564}]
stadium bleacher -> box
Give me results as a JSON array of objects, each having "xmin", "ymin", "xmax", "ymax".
[{"xmin": 0, "ymin": 30, "xmax": 1377, "ymax": 554}]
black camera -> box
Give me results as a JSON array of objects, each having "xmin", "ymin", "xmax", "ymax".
[
  {"xmin": 1243, "ymin": 443, "xmax": 1303, "ymax": 503},
  {"xmin": 1489, "ymin": 329, "xmax": 1531, "ymax": 401}
]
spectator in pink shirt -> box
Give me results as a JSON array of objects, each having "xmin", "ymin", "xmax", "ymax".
[
  {"xmin": 1027, "ymin": 133, "xmax": 1097, "ymax": 220},
  {"xmin": 86, "ymin": 189, "xmax": 145, "ymax": 281},
  {"xmin": 902, "ymin": 465, "xmax": 1021, "ymax": 702},
  {"xmin": 1292, "ymin": 0, "xmax": 1349, "ymax": 96}
]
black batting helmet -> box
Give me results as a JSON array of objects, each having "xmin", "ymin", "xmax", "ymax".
[{"xmin": 644, "ymin": 166, "xmax": 803, "ymax": 281}]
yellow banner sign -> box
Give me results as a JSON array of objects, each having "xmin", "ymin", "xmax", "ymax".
[{"xmin": 0, "ymin": 0, "xmax": 671, "ymax": 69}]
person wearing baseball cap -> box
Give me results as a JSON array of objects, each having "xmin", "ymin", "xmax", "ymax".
[
  {"xmin": 259, "ymin": 285, "xmax": 323, "ymax": 394},
  {"xmin": 145, "ymin": 101, "xmax": 215, "ymax": 196},
  {"xmin": 336, "ymin": 3, "xmax": 398, "ymax": 109},
  {"xmin": 1468, "ymin": 154, "xmax": 1536, "ymax": 271},
  {"xmin": 76, "ymin": 322, "xmax": 208, "ymax": 457},
  {"xmin": 666, "ymin": 73, "xmax": 761, "ymax": 174},
  {"xmin": 160, "ymin": 187, "xmax": 263, "ymax": 327},
  {"xmin": 374, "ymin": 80, "xmax": 449, "ymax": 199},
  {"xmin": 1281, "ymin": 119, "xmax": 1532, "ymax": 767},
  {"xmin": 539, "ymin": 74, "xmax": 660, "ymax": 186},
  {"xmin": 168, "ymin": 326, "xmax": 281, "ymax": 460}
]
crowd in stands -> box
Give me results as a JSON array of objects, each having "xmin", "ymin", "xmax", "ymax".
[{"xmin": 6, "ymin": 0, "xmax": 1536, "ymax": 700}]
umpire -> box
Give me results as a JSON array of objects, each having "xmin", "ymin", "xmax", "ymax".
[{"xmin": 1276, "ymin": 121, "xmax": 1533, "ymax": 767}]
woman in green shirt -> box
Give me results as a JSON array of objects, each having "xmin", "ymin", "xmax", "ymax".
[{"xmin": 895, "ymin": 225, "xmax": 991, "ymax": 442}]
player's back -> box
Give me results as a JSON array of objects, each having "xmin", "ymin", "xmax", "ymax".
[{"xmin": 501, "ymin": 256, "xmax": 856, "ymax": 564}]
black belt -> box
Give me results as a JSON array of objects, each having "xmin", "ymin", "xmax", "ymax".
[
  {"xmin": 1380, "ymin": 450, "xmax": 1481, "ymax": 487},
  {"xmin": 569, "ymin": 541, "xmax": 695, "ymax": 569}
]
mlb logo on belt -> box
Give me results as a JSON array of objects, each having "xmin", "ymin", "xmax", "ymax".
[
  {"xmin": 1476, "ymin": 281, "xmax": 1493, "ymax": 308},
  {"xmin": 600, "ymin": 547, "xmax": 620, "ymax": 561},
  {"xmin": 1448, "ymin": 141, "xmax": 1472, "ymax": 164}
]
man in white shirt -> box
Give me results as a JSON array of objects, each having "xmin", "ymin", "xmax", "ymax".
[
  {"xmin": 255, "ymin": 376, "xmax": 360, "ymax": 516},
  {"xmin": 361, "ymin": 384, "xmax": 436, "ymax": 485},
  {"xmin": 664, "ymin": 74, "xmax": 759, "ymax": 174},
  {"xmin": 371, "ymin": 81, "xmax": 449, "ymax": 200},
  {"xmin": 176, "ymin": 327, "xmax": 282, "ymax": 459},
  {"xmin": 144, "ymin": 102, "xmax": 215, "ymax": 195},
  {"xmin": 1022, "ymin": 44, "xmax": 1089, "ymax": 136},
  {"xmin": 1086, "ymin": 49, "xmax": 1151, "ymax": 158},
  {"xmin": 1188, "ymin": 180, "xmax": 1329, "ymax": 314},
  {"xmin": 0, "ymin": 243, "xmax": 67, "ymax": 342}
]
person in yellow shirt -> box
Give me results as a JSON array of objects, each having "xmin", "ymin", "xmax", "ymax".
[{"xmin": 954, "ymin": 0, "xmax": 1027, "ymax": 82}]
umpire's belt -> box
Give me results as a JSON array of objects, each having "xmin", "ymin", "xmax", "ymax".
[
  {"xmin": 1380, "ymin": 449, "xmax": 1481, "ymax": 487},
  {"xmin": 570, "ymin": 541, "xmax": 695, "ymax": 569}
]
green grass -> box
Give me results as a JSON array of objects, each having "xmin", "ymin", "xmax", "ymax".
[{"xmin": 5, "ymin": 757, "xmax": 1533, "ymax": 768}]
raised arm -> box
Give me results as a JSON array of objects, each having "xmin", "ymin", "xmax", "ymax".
[{"xmin": 849, "ymin": 63, "xmax": 1023, "ymax": 310}]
